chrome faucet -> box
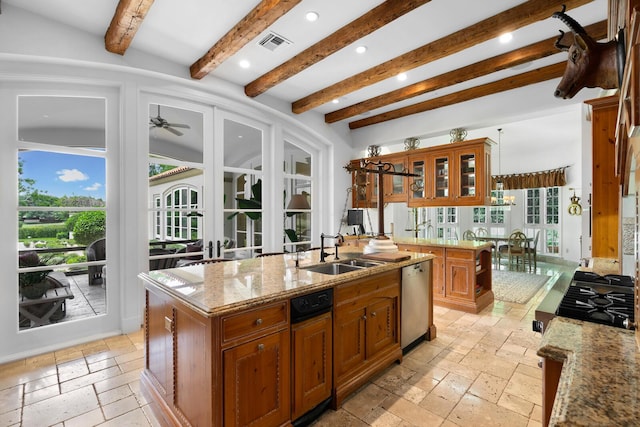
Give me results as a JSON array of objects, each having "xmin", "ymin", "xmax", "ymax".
[{"xmin": 320, "ymin": 233, "xmax": 344, "ymax": 262}]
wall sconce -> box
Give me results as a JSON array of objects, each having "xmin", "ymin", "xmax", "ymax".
[{"xmin": 567, "ymin": 188, "xmax": 582, "ymax": 215}]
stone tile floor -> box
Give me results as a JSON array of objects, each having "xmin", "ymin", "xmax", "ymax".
[{"xmin": 1, "ymin": 262, "xmax": 573, "ymax": 426}]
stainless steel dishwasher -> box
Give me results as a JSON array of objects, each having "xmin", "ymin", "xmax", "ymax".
[{"xmin": 401, "ymin": 261, "xmax": 431, "ymax": 351}]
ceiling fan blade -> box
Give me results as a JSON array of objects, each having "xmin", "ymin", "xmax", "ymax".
[
  {"xmin": 165, "ymin": 126, "xmax": 184, "ymax": 136},
  {"xmin": 166, "ymin": 123, "xmax": 191, "ymax": 129}
]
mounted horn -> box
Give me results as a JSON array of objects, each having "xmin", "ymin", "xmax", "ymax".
[
  {"xmin": 552, "ymin": 5, "xmax": 587, "ymax": 35},
  {"xmin": 554, "ymin": 30, "xmax": 571, "ymax": 51}
]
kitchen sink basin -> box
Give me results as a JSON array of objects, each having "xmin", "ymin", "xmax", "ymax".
[
  {"xmin": 340, "ymin": 259, "xmax": 384, "ymax": 268},
  {"xmin": 302, "ymin": 259, "xmax": 384, "ymax": 275}
]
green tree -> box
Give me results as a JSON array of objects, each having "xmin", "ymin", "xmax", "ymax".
[
  {"xmin": 149, "ymin": 163, "xmax": 176, "ymax": 177},
  {"xmin": 72, "ymin": 211, "xmax": 106, "ymax": 245}
]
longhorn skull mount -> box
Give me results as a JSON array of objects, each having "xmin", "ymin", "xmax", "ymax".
[{"xmin": 552, "ymin": 4, "xmax": 625, "ymax": 99}]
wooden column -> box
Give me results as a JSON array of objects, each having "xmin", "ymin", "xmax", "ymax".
[{"xmin": 585, "ymin": 95, "xmax": 620, "ymax": 259}]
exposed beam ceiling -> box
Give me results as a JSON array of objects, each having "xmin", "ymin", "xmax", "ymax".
[
  {"xmin": 326, "ymin": 20, "xmax": 608, "ymax": 124},
  {"xmin": 105, "ymin": 0, "xmax": 155, "ymax": 55},
  {"xmin": 244, "ymin": 0, "xmax": 432, "ymax": 97},
  {"xmin": 190, "ymin": 0, "xmax": 302, "ymax": 80}
]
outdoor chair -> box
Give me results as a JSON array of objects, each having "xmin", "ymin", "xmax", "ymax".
[
  {"xmin": 149, "ymin": 248, "xmax": 178, "ymax": 271},
  {"xmin": 86, "ymin": 238, "xmax": 106, "ymax": 286},
  {"xmin": 181, "ymin": 258, "xmax": 232, "ymax": 266}
]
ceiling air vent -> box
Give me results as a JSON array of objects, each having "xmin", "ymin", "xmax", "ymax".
[{"xmin": 258, "ymin": 32, "xmax": 292, "ymax": 52}]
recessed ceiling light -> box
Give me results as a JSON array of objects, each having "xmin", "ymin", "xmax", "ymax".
[
  {"xmin": 332, "ymin": 99, "xmax": 340, "ymax": 104},
  {"xmin": 397, "ymin": 73, "xmax": 407, "ymax": 82},
  {"xmin": 305, "ymin": 11, "xmax": 319, "ymax": 22},
  {"xmin": 239, "ymin": 59, "xmax": 250, "ymax": 69},
  {"xmin": 356, "ymin": 45, "xmax": 367, "ymax": 54},
  {"xmin": 499, "ymin": 32, "xmax": 513, "ymax": 44}
]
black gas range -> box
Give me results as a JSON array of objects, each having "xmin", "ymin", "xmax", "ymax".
[{"xmin": 555, "ymin": 271, "xmax": 635, "ymax": 330}]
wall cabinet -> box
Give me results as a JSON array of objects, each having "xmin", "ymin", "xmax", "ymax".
[
  {"xmin": 333, "ymin": 270, "xmax": 402, "ymax": 408},
  {"xmin": 349, "ymin": 159, "xmax": 377, "ymax": 208},
  {"xmin": 398, "ymin": 243, "xmax": 492, "ymax": 313},
  {"xmin": 351, "ymin": 138, "xmax": 493, "ymax": 207}
]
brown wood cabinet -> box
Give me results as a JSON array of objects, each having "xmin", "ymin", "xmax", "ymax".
[
  {"xmin": 398, "ymin": 243, "xmax": 492, "ymax": 313},
  {"xmin": 350, "ymin": 138, "xmax": 492, "ymax": 207},
  {"xmin": 291, "ymin": 311, "xmax": 332, "ymax": 420},
  {"xmin": 333, "ymin": 270, "xmax": 402, "ymax": 408}
]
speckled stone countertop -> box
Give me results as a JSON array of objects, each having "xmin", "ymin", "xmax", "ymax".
[
  {"xmin": 139, "ymin": 249, "xmax": 432, "ymax": 317},
  {"xmin": 393, "ymin": 237, "xmax": 493, "ymax": 251},
  {"xmin": 537, "ymin": 317, "xmax": 640, "ymax": 426}
]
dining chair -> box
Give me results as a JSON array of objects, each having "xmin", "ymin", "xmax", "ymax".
[
  {"xmin": 476, "ymin": 227, "xmax": 489, "ymax": 236},
  {"xmin": 498, "ymin": 231, "xmax": 529, "ymax": 271},
  {"xmin": 525, "ymin": 230, "xmax": 540, "ymax": 271},
  {"xmin": 462, "ymin": 229, "xmax": 476, "ymax": 240}
]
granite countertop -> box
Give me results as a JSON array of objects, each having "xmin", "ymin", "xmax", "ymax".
[
  {"xmin": 576, "ymin": 257, "xmax": 621, "ymax": 276},
  {"xmin": 139, "ymin": 248, "xmax": 433, "ymax": 317},
  {"xmin": 393, "ymin": 237, "xmax": 493, "ymax": 251},
  {"xmin": 537, "ymin": 317, "xmax": 640, "ymax": 426}
]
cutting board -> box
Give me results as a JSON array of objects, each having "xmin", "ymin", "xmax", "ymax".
[{"xmin": 362, "ymin": 252, "xmax": 411, "ymax": 262}]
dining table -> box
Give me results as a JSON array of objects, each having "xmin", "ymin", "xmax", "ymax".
[{"xmin": 473, "ymin": 234, "xmax": 534, "ymax": 270}]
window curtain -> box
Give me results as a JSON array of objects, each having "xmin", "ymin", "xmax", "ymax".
[{"xmin": 492, "ymin": 166, "xmax": 567, "ymax": 190}]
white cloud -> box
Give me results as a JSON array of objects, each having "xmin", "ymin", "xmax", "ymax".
[
  {"xmin": 84, "ymin": 182, "xmax": 102, "ymax": 191},
  {"xmin": 57, "ymin": 169, "xmax": 88, "ymax": 182}
]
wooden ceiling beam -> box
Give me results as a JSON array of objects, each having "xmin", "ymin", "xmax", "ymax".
[
  {"xmin": 326, "ymin": 20, "xmax": 607, "ymax": 123},
  {"xmin": 292, "ymin": 0, "xmax": 593, "ymax": 114},
  {"xmin": 105, "ymin": 0, "xmax": 155, "ymax": 55},
  {"xmin": 190, "ymin": 0, "xmax": 302, "ymax": 80},
  {"xmin": 348, "ymin": 62, "xmax": 566, "ymax": 129},
  {"xmin": 244, "ymin": 0, "xmax": 431, "ymax": 98}
]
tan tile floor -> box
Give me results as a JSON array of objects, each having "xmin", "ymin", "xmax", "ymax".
[{"xmin": 0, "ymin": 262, "xmax": 571, "ymax": 426}]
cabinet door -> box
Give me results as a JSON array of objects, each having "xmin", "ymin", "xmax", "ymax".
[
  {"xmin": 426, "ymin": 151, "xmax": 451, "ymax": 204},
  {"xmin": 334, "ymin": 304, "xmax": 366, "ymax": 380},
  {"xmin": 365, "ymin": 295, "xmax": 398, "ymax": 359},
  {"xmin": 445, "ymin": 257, "xmax": 474, "ymax": 300},
  {"xmin": 382, "ymin": 154, "xmax": 408, "ymax": 203},
  {"xmin": 145, "ymin": 289, "xmax": 173, "ymax": 399},
  {"xmin": 291, "ymin": 312, "xmax": 332, "ymax": 420},
  {"xmin": 423, "ymin": 246, "xmax": 445, "ymax": 299},
  {"xmin": 223, "ymin": 330, "xmax": 291, "ymax": 427}
]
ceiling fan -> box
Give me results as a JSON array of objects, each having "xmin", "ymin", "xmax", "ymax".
[{"xmin": 149, "ymin": 105, "xmax": 191, "ymax": 136}]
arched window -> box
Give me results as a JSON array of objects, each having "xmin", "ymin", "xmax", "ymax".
[{"xmin": 164, "ymin": 185, "xmax": 199, "ymax": 240}]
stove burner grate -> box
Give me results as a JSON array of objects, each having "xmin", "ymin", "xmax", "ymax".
[{"xmin": 556, "ymin": 285, "xmax": 634, "ymax": 329}]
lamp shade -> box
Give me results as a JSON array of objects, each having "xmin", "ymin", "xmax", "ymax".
[{"xmin": 287, "ymin": 194, "xmax": 310, "ymax": 210}]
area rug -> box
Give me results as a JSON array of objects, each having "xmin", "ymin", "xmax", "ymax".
[{"xmin": 492, "ymin": 270, "xmax": 551, "ymax": 304}]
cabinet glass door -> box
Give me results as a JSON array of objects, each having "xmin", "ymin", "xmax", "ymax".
[
  {"xmin": 408, "ymin": 157, "xmax": 425, "ymax": 202},
  {"xmin": 434, "ymin": 156, "xmax": 449, "ymax": 198},
  {"xmin": 459, "ymin": 153, "xmax": 476, "ymax": 197}
]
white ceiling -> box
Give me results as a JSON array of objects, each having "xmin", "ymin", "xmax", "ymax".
[{"xmin": 4, "ymin": 0, "xmax": 610, "ymax": 148}]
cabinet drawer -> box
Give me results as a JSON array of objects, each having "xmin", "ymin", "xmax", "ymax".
[
  {"xmin": 445, "ymin": 248, "xmax": 474, "ymax": 260},
  {"xmin": 422, "ymin": 246, "xmax": 444, "ymax": 257},
  {"xmin": 336, "ymin": 270, "xmax": 399, "ymax": 306},
  {"xmin": 221, "ymin": 301, "xmax": 288, "ymax": 345}
]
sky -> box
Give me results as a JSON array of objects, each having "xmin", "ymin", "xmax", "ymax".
[{"xmin": 19, "ymin": 151, "xmax": 106, "ymax": 200}]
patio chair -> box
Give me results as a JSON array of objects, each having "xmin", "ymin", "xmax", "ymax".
[
  {"xmin": 181, "ymin": 258, "xmax": 232, "ymax": 266},
  {"xmin": 149, "ymin": 248, "xmax": 178, "ymax": 271},
  {"xmin": 86, "ymin": 238, "xmax": 106, "ymax": 286}
]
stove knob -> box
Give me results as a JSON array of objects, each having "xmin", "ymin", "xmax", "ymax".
[
  {"xmin": 623, "ymin": 318, "xmax": 636, "ymax": 330},
  {"xmin": 532, "ymin": 320, "xmax": 544, "ymax": 333}
]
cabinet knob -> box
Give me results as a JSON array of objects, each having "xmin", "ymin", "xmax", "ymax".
[
  {"xmin": 362, "ymin": 315, "xmax": 367, "ymax": 320},
  {"xmin": 371, "ymin": 312, "xmax": 377, "ymax": 317},
  {"xmin": 255, "ymin": 318, "xmax": 263, "ymax": 326},
  {"xmin": 164, "ymin": 316, "xmax": 173, "ymax": 333},
  {"xmin": 257, "ymin": 343, "xmax": 265, "ymax": 351}
]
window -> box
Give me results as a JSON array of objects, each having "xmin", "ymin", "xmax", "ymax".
[
  {"xmin": 524, "ymin": 186, "xmax": 560, "ymax": 255},
  {"xmin": 164, "ymin": 186, "xmax": 199, "ymax": 240},
  {"xmin": 283, "ymin": 141, "xmax": 312, "ymax": 252},
  {"xmin": 436, "ymin": 207, "xmax": 458, "ymax": 239},
  {"xmin": 473, "ymin": 207, "xmax": 486, "ymax": 224}
]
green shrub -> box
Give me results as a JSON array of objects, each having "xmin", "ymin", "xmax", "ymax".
[
  {"xmin": 72, "ymin": 211, "xmax": 106, "ymax": 245},
  {"xmin": 56, "ymin": 231, "xmax": 68, "ymax": 239},
  {"xmin": 18, "ymin": 224, "xmax": 67, "ymax": 239}
]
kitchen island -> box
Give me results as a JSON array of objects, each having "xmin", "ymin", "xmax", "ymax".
[
  {"xmin": 139, "ymin": 249, "xmax": 433, "ymax": 426},
  {"xmin": 395, "ymin": 237, "xmax": 494, "ymax": 313}
]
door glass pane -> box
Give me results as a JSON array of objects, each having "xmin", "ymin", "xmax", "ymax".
[
  {"xmin": 409, "ymin": 158, "xmax": 424, "ymax": 199},
  {"xmin": 17, "ymin": 95, "xmax": 107, "ymax": 330},
  {"xmin": 284, "ymin": 141, "xmax": 312, "ymax": 252},
  {"xmin": 223, "ymin": 119, "xmax": 263, "ymax": 258},
  {"xmin": 435, "ymin": 157, "xmax": 448, "ymax": 197},
  {"xmin": 148, "ymin": 103, "xmax": 204, "ymax": 268},
  {"xmin": 459, "ymin": 154, "xmax": 475, "ymax": 196}
]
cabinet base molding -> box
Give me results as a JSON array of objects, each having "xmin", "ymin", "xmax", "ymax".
[
  {"xmin": 332, "ymin": 345, "xmax": 402, "ymax": 409},
  {"xmin": 140, "ymin": 371, "xmax": 184, "ymax": 427},
  {"xmin": 434, "ymin": 290, "xmax": 494, "ymax": 314}
]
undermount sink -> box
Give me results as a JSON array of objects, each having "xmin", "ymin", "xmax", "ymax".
[{"xmin": 302, "ymin": 259, "xmax": 384, "ymax": 275}]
